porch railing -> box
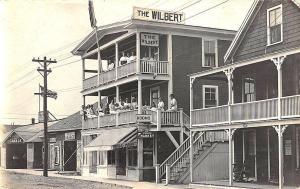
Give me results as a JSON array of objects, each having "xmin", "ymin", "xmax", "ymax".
[
  {"xmin": 117, "ymin": 61, "xmax": 136, "ymax": 79},
  {"xmin": 99, "ymin": 69, "xmax": 116, "ymax": 85},
  {"xmin": 83, "ymin": 75, "xmax": 98, "ymax": 91},
  {"xmin": 140, "ymin": 60, "xmax": 168, "ymax": 74},
  {"xmin": 83, "ymin": 108, "xmax": 189, "ymax": 130},
  {"xmin": 191, "ymin": 94, "xmax": 300, "ymax": 126}
]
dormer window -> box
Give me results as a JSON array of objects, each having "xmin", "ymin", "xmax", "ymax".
[
  {"xmin": 267, "ymin": 5, "xmax": 283, "ymax": 45},
  {"xmin": 202, "ymin": 39, "xmax": 218, "ymax": 67}
]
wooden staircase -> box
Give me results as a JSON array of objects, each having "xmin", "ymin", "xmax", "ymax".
[{"xmin": 158, "ymin": 131, "xmax": 228, "ymax": 184}]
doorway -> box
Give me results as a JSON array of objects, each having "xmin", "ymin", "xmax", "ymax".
[
  {"xmin": 6, "ymin": 144, "xmax": 27, "ymax": 169},
  {"xmin": 63, "ymin": 141, "xmax": 77, "ymax": 171},
  {"xmin": 116, "ymin": 148, "xmax": 126, "ymax": 175},
  {"xmin": 243, "ymin": 130, "xmax": 257, "ymax": 181}
]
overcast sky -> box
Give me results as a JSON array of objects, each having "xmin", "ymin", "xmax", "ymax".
[{"xmin": 0, "ymin": 0, "xmax": 254, "ymax": 125}]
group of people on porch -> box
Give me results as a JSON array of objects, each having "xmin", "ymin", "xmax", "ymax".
[
  {"xmin": 81, "ymin": 94, "xmax": 178, "ymax": 119},
  {"xmin": 106, "ymin": 51, "xmax": 136, "ymax": 71}
]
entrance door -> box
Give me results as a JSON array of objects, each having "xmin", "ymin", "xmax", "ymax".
[
  {"xmin": 243, "ymin": 130, "xmax": 256, "ymax": 180},
  {"xmin": 64, "ymin": 141, "xmax": 77, "ymax": 171},
  {"xmin": 116, "ymin": 148, "xmax": 126, "ymax": 175},
  {"xmin": 150, "ymin": 87, "xmax": 160, "ymax": 108}
]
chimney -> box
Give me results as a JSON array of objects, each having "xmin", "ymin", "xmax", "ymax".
[{"xmin": 31, "ymin": 118, "xmax": 35, "ymax": 124}]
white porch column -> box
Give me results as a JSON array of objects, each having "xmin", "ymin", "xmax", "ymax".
[
  {"xmin": 136, "ymin": 31, "xmax": 140, "ymax": 73},
  {"xmin": 115, "ymin": 43, "xmax": 119, "ymax": 80},
  {"xmin": 271, "ymin": 56, "xmax": 286, "ymax": 120},
  {"xmin": 189, "ymin": 130, "xmax": 193, "ymax": 183},
  {"xmin": 167, "ymin": 34, "xmax": 173, "ymax": 108},
  {"xmin": 273, "ymin": 125, "xmax": 288, "ymax": 189},
  {"xmin": 226, "ymin": 128, "xmax": 236, "ymax": 186},
  {"xmin": 98, "ymin": 91, "xmax": 101, "ymax": 128},
  {"xmin": 224, "ymin": 68, "xmax": 235, "ymax": 124},
  {"xmin": 138, "ymin": 79, "xmax": 142, "ymax": 114},
  {"xmin": 116, "ymin": 85, "xmax": 120, "ymax": 102},
  {"xmin": 82, "ymin": 58, "xmax": 85, "ymax": 80},
  {"xmin": 189, "ymin": 78, "xmax": 194, "ymax": 183},
  {"xmin": 267, "ymin": 128, "xmax": 271, "ymax": 181}
]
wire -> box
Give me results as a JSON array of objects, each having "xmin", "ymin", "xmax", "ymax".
[{"xmin": 174, "ymin": 0, "xmax": 203, "ymax": 12}]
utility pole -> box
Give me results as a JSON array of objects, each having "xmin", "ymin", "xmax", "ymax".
[{"xmin": 33, "ymin": 56, "xmax": 57, "ymax": 177}]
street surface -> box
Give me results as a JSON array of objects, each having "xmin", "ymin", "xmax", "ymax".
[{"xmin": 0, "ymin": 169, "xmax": 131, "ymax": 189}]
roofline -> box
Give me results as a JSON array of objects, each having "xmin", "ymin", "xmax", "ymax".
[
  {"xmin": 224, "ymin": 0, "xmax": 261, "ymax": 63},
  {"xmin": 48, "ymin": 128, "xmax": 81, "ymax": 133}
]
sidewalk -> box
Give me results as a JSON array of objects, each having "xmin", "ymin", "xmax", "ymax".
[{"xmin": 4, "ymin": 169, "xmax": 191, "ymax": 189}]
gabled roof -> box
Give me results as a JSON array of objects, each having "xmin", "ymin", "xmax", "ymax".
[
  {"xmin": 292, "ymin": 0, "xmax": 300, "ymax": 8},
  {"xmin": 224, "ymin": 0, "xmax": 263, "ymax": 63},
  {"xmin": 48, "ymin": 111, "xmax": 81, "ymax": 132}
]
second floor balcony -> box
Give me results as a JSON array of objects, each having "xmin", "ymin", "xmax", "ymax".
[
  {"xmin": 83, "ymin": 108, "xmax": 190, "ymax": 131},
  {"xmin": 191, "ymin": 94, "xmax": 300, "ymax": 127},
  {"xmin": 83, "ymin": 60, "xmax": 169, "ymax": 91}
]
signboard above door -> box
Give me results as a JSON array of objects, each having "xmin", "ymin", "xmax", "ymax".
[
  {"xmin": 133, "ymin": 7, "xmax": 185, "ymax": 24},
  {"xmin": 141, "ymin": 33, "xmax": 159, "ymax": 47},
  {"xmin": 65, "ymin": 132, "xmax": 76, "ymax": 141}
]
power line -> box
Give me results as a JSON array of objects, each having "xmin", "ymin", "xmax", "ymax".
[{"xmin": 174, "ymin": 0, "xmax": 203, "ymax": 12}]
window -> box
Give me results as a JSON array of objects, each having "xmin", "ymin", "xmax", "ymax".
[
  {"xmin": 54, "ymin": 146, "xmax": 59, "ymax": 165},
  {"xmin": 203, "ymin": 85, "xmax": 218, "ymax": 108},
  {"xmin": 128, "ymin": 147, "xmax": 137, "ymax": 167},
  {"xmin": 267, "ymin": 5, "xmax": 282, "ymax": 45},
  {"xmin": 244, "ymin": 78, "xmax": 255, "ymax": 102},
  {"xmin": 202, "ymin": 39, "xmax": 217, "ymax": 67},
  {"xmin": 98, "ymin": 151, "xmax": 106, "ymax": 165},
  {"xmin": 107, "ymin": 150, "xmax": 115, "ymax": 165},
  {"xmin": 143, "ymin": 138, "xmax": 153, "ymax": 167},
  {"xmin": 150, "ymin": 87, "xmax": 160, "ymax": 107}
]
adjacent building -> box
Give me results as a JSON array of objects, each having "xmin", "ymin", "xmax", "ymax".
[
  {"xmin": 189, "ymin": 0, "xmax": 300, "ymax": 188},
  {"xmin": 71, "ymin": 7, "xmax": 235, "ymax": 182}
]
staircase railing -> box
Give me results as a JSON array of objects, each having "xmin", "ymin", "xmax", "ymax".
[{"xmin": 158, "ymin": 132, "xmax": 206, "ymax": 180}]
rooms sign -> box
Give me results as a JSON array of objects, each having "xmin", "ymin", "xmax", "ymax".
[{"xmin": 133, "ymin": 7, "xmax": 185, "ymax": 24}]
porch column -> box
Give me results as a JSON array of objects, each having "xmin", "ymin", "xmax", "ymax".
[
  {"xmin": 273, "ymin": 125, "xmax": 288, "ymax": 189},
  {"xmin": 136, "ymin": 31, "xmax": 140, "ymax": 73},
  {"xmin": 167, "ymin": 34, "xmax": 173, "ymax": 108},
  {"xmin": 189, "ymin": 78, "xmax": 194, "ymax": 183},
  {"xmin": 98, "ymin": 91, "xmax": 101, "ymax": 128},
  {"xmin": 267, "ymin": 128, "xmax": 271, "ymax": 181},
  {"xmin": 97, "ymin": 48, "xmax": 102, "ymax": 85},
  {"xmin": 116, "ymin": 85, "xmax": 120, "ymax": 103},
  {"xmin": 137, "ymin": 136, "xmax": 143, "ymax": 180},
  {"xmin": 115, "ymin": 43, "xmax": 119, "ymax": 80},
  {"xmin": 179, "ymin": 108, "xmax": 184, "ymax": 144},
  {"xmin": 271, "ymin": 56, "xmax": 286, "ymax": 120},
  {"xmin": 224, "ymin": 68, "xmax": 235, "ymax": 124},
  {"xmin": 82, "ymin": 58, "xmax": 85, "ymax": 80},
  {"xmin": 138, "ymin": 79, "xmax": 142, "ymax": 114},
  {"xmin": 226, "ymin": 128, "xmax": 236, "ymax": 186}
]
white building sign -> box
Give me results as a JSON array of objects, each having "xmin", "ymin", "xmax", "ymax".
[
  {"xmin": 65, "ymin": 132, "xmax": 75, "ymax": 140},
  {"xmin": 141, "ymin": 33, "xmax": 159, "ymax": 47},
  {"xmin": 137, "ymin": 114, "xmax": 152, "ymax": 123},
  {"xmin": 133, "ymin": 7, "xmax": 185, "ymax": 24}
]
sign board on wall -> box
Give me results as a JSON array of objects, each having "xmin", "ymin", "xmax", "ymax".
[
  {"xmin": 133, "ymin": 7, "xmax": 185, "ymax": 24},
  {"xmin": 6, "ymin": 133, "xmax": 23, "ymax": 144},
  {"xmin": 137, "ymin": 114, "xmax": 152, "ymax": 123},
  {"xmin": 65, "ymin": 132, "xmax": 75, "ymax": 141},
  {"xmin": 141, "ymin": 33, "xmax": 159, "ymax": 47}
]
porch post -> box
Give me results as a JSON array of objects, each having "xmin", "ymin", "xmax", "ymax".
[
  {"xmin": 271, "ymin": 56, "xmax": 286, "ymax": 120},
  {"xmin": 138, "ymin": 79, "xmax": 142, "ymax": 114},
  {"xmin": 137, "ymin": 135, "xmax": 143, "ymax": 180},
  {"xmin": 179, "ymin": 108, "xmax": 184, "ymax": 144},
  {"xmin": 136, "ymin": 31, "xmax": 140, "ymax": 73},
  {"xmin": 273, "ymin": 125, "xmax": 288, "ymax": 189},
  {"xmin": 116, "ymin": 85, "xmax": 120, "ymax": 103},
  {"xmin": 82, "ymin": 58, "xmax": 85, "ymax": 80},
  {"xmin": 226, "ymin": 128, "xmax": 236, "ymax": 186},
  {"xmin": 98, "ymin": 91, "xmax": 101, "ymax": 128},
  {"xmin": 224, "ymin": 68, "xmax": 235, "ymax": 124},
  {"xmin": 167, "ymin": 34, "xmax": 173, "ymax": 108},
  {"xmin": 189, "ymin": 78, "xmax": 194, "ymax": 183},
  {"xmin": 189, "ymin": 130, "xmax": 193, "ymax": 183},
  {"xmin": 267, "ymin": 128, "xmax": 271, "ymax": 181},
  {"xmin": 115, "ymin": 43, "xmax": 119, "ymax": 80}
]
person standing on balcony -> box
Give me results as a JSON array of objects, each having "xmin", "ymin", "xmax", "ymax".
[
  {"xmin": 157, "ymin": 97, "xmax": 165, "ymax": 111},
  {"xmin": 167, "ymin": 94, "xmax": 177, "ymax": 112},
  {"xmin": 119, "ymin": 51, "xmax": 128, "ymax": 66},
  {"xmin": 130, "ymin": 97, "xmax": 138, "ymax": 110},
  {"xmin": 109, "ymin": 99, "xmax": 117, "ymax": 114},
  {"xmin": 123, "ymin": 98, "xmax": 131, "ymax": 110},
  {"xmin": 129, "ymin": 52, "xmax": 136, "ymax": 63}
]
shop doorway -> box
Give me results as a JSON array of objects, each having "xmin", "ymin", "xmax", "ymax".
[
  {"xmin": 243, "ymin": 130, "xmax": 257, "ymax": 181},
  {"xmin": 33, "ymin": 143, "xmax": 43, "ymax": 169},
  {"xmin": 6, "ymin": 144, "xmax": 27, "ymax": 169},
  {"xmin": 116, "ymin": 148, "xmax": 126, "ymax": 175},
  {"xmin": 64, "ymin": 141, "xmax": 77, "ymax": 171}
]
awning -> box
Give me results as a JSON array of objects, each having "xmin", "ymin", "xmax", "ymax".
[{"xmin": 84, "ymin": 127, "xmax": 137, "ymax": 151}]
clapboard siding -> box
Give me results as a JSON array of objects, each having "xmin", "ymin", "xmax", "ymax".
[{"xmin": 229, "ymin": 0, "xmax": 300, "ymax": 63}]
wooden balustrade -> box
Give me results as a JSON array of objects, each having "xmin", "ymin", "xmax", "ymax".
[
  {"xmin": 281, "ymin": 95, "xmax": 300, "ymax": 118},
  {"xmin": 140, "ymin": 60, "xmax": 168, "ymax": 74},
  {"xmin": 191, "ymin": 105, "xmax": 229, "ymax": 125},
  {"xmin": 117, "ymin": 61, "xmax": 136, "ymax": 78},
  {"xmin": 161, "ymin": 111, "xmax": 181, "ymax": 125},
  {"xmin": 99, "ymin": 69, "xmax": 116, "ymax": 84},
  {"xmin": 83, "ymin": 117, "xmax": 98, "ymax": 130},
  {"xmin": 83, "ymin": 75, "xmax": 98, "ymax": 90},
  {"xmin": 118, "ymin": 110, "xmax": 138, "ymax": 125}
]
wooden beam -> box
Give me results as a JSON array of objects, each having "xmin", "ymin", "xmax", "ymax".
[
  {"xmin": 165, "ymin": 131, "xmax": 179, "ymax": 148},
  {"xmin": 84, "ymin": 69, "xmax": 98, "ymax": 73}
]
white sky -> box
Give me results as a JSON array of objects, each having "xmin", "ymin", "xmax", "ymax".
[{"xmin": 0, "ymin": 0, "xmax": 254, "ymax": 125}]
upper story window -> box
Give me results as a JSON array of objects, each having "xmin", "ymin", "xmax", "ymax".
[
  {"xmin": 203, "ymin": 85, "xmax": 218, "ymax": 108},
  {"xmin": 267, "ymin": 5, "xmax": 283, "ymax": 45},
  {"xmin": 202, "ymin": 39, "xmax": 218, "ymax": 67},
  {"xmin": 244, "ymin": 77, "xmax": 255, "ymax": 102}
]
